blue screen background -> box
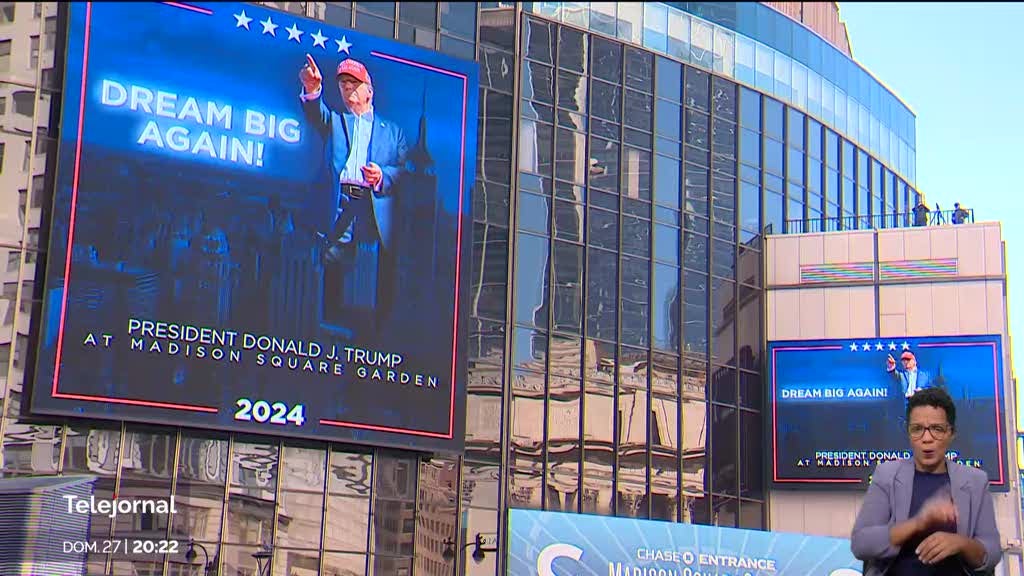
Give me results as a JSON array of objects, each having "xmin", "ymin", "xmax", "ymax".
[
  {"xmin": 769, "ymin": 335, "xmax": 1007, "ymax": 489},
  {"xmin": 29, "ymin": 1, "xmax": 478, "ymax": 453}
]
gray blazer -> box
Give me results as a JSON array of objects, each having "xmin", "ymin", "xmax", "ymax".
[{"xmin": 850, "ymin": 459, "xmax": 1002, "ymax": 575}]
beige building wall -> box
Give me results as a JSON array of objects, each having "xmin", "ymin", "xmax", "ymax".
[
  {"xmin": 765, "ymin": 222, "xmax": 1023, "ymax": 570},
  {"xmin": 0, "ymin": 0, "xmax": 58, "ymax": 474}
]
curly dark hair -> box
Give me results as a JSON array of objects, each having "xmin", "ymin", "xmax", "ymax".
[{"xmin": 906, "ymin": 386, "xmax": 956, "ymax": 430}]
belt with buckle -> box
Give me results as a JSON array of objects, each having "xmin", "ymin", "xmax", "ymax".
[{"xmin": 342, "ymin": 182, "xmax": 371, "ymax": 200}]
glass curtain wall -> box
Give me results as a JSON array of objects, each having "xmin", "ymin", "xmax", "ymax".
[{"xmin": 511, "ymin": 11, "xmax": 766, "ymax": 534}]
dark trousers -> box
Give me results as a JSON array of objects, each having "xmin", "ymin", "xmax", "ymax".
[
  {"xmin": 321, "ymin": 182, "xmax": 398, "ymax": 339},
  {"xmin": 374, "ymin": 245, "xmax": 396, "ymax": 330},
  {"xmin": 323, "ymin": 239, "xmax": 395, "ymax": 341}
]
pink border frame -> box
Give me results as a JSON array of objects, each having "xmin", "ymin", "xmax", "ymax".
[
  {"xmin": 771, "ymin": 342, "xmax": 1006, "ymax": 486},
  {"xmin": 49, "ymin": 2, "xmax": 470, "ymax": 440}
]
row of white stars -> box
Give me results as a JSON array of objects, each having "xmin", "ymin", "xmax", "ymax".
[
  {"xmin": 233, "ymin": 10, "xmax": 352, "ymax": 53},
  {"xmin": 849, "ymin": 341, "xmax": 912, "ymax": 352}
]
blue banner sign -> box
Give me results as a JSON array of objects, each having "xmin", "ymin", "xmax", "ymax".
[
  {"xmin": 507, "ymin": 509, "xmax": 864, "ymax": 576},
  {"xmin": 768, "ymin": 335, "xmax": 1007, "ymax": 489},
  {"xmin": 29, "ymin": 1, "xmax": 477, "ymax": 453}
]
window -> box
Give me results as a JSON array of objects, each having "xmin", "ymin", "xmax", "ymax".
[
  {"xmin": 0, "ymin": 2, "xmax": 13, "ymax": 24},
  {"xmin": 739, "ymin": 87, "xmax": 760, "ymax": 131},
  {"xmin": 2, "ymin": 281, "xmax": 17, "ymax": 324},
  {"xmin": 398, "ymin": 2, "xmax": 435, "ymax": 28},
  {"xmin": 12, "ymin": 90, "xmax": 33, "ymax": 117},
  {"xmin": 322, "ymin": 2, "xmax": 352, "ymax": 27},
  {"xmin": 0, "ymin": 142, "xmax": 5, "ymax": 173},
  {"xmin": 763, "ymin": 98, "xmax": 783, "ymax": 140},
  {"xmin": 0, "ymin": 40, "xmax": 11, "ymax": 72},
  {"xmin": 29, "ymin": 35, "xmax": 38, "ymax": 69},
  {"xmin": 32, "ymin": 174, "xmax": 43, "ymax": 207},
  {"xmin": 0, "ymin": 96, "xmax": 5, "ymax": 115},
  {"xmin": 44, "ymin": 16, "xmax": 55, "ymax": 51},
  {"xmin": 807, "ymin": 119, "xmax": 822, "ymax": 159},
  {"xmin": 355, "ymin": 2, "xmax": 396, "ymax": 38},
  {"xmin": 440, "ymin": 2, "xmax": 475, "ymax": 39},
  {"xmin": 397, "ymin": 2, "xmax": 435, "ymax": 48},
  {"xmin": 21, "ymin": 139, "xmax": 30, "ymax": 171},
  {"xmin": 787, "ymin": 109, "xmax": 804, "ymax": 150},
  {"xmin": 33, "ymin": 2, "xmax": 41, "ymax": 18},
  {"xmin": 260, "ymin": 1, "xmax": 303, "ymax": 15},
  {"xmin": 34, "ymin": 127, "xmax": 47, "ymax": 155}
]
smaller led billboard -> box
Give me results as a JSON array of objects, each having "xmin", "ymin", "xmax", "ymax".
[
  {"xmin": 28, "ymin": 1, "xmax": 477, "ymax": 453},
  {"xmin": 507, "ymin": 509, "xmax": 864, "ymax": 575},
  {"xmin": 769, "ymin": 335, "xmax": 1007, "ymax": 489}
]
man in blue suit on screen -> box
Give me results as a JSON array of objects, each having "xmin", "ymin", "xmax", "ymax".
[
  {"xmin": 299, "ymin": 53, "xmax": 409, "ymax": 335},
  {"xmin": 887, "ymin": 350, "xmax": 935, "ymax": 398}
]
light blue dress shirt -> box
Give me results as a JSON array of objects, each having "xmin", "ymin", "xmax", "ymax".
[
  {"xmin": 340, "ymin": 105, "xmax": 374, "ymax": 185},
  {"xmin": 905, "ymin": 369, "xmax": 919, "ymax": 396}
]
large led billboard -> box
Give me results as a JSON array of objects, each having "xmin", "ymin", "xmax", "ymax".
[
  {"xmin": 507, "ymin": 509, "xmax": 865, "ymax": 575},
  {"xmin": 28, "ymin": 2, "xmax": 477, "ymax": 453},
  {"xmin": 769, "ymin": 335, "xmax": 1008, "ymax": 490}
]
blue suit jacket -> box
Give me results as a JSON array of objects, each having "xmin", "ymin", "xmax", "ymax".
[
  {"xmin": 302, "ymin": 92, "xmax": 409, "ymax": 251},
  {"xmin": 851, "ymin": 459, "xmax": 1002, "ymax": 576},
  {"xmin": 889, "ymin": 366, "xmax": 935, "ymax": 398}
]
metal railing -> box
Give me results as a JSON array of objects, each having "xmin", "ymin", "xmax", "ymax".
[{"xmin": 784, "ymin": 208, "xmax": 976, "ymax": 235}]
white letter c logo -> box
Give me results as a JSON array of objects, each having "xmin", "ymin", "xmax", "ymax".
[{"xmin": 537, "ymin": 543, "xmax": 584, "ymax": 576}]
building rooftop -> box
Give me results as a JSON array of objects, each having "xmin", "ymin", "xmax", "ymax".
[{"xmin": 784, "ymin": 206, "xmax": 979, "ymax": 235}]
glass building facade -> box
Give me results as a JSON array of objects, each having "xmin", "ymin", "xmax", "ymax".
[{"xmin": 0, "ymin": 2, "xmax": 922, "ymax": 575}]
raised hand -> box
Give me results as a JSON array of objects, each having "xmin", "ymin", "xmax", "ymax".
[{"xmin": 299, "ymin": 53, "xmax": 322, "ymax": 94}]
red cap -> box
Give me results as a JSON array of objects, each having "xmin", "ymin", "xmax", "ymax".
[
  {"xmin": 336, "ymin": 59, "xmax": 372, "ymax": 85},
  {"xmin": 900, "ymin": 351, "xmax": 915, "ymax": 360}
]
